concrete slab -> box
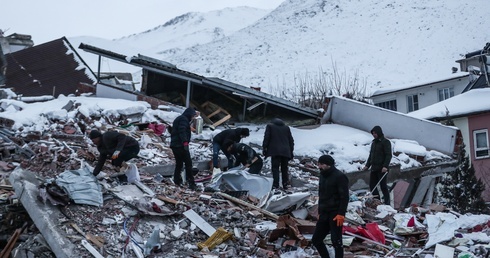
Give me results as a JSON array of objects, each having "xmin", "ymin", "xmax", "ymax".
[
  {"xmin": 411, "ymin": 176, "xmax": 434, "ymax": 206},
  {"xmin": 9, "ymin": 168, "xmax": 78, "ymax": 258}
]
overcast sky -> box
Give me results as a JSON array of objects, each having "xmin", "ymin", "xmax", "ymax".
[{"xmin": 1, "ymin": 0, "xmax": 283, "ymax": 45}]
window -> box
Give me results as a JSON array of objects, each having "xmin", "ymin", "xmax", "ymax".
[
  {"xmin": 474, "ymin": 129, "xmax": 489, "ymax": 158},
  {"xmin": 438, "ymin": 87, "xmax": 454, "ymax": 101},
  {"xmin": 375, "ymin": 100, "xmax": 397, "ymax": 111},
  {"xmin": 407, "ymin": 94, "xmax": 419, "ymax": 112}
]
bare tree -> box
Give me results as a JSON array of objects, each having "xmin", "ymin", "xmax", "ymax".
[{"xmin": 268, "ymin": 61, "xmax": 368, "ymax": 109}]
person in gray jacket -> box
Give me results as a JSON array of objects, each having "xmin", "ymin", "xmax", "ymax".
[{"xmin": 262, "ymin": 118, "xmax": 294, "ymax": 189}]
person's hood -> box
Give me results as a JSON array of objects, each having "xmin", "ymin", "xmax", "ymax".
[
  {"xmin": 271, "ymin": 118, "xmax": 285, "ymax": 126},
  {"xmin": 182, "ymin": 108, "xmax": 196, "ymax": 120},
  {"xmin": 371, "ymin": 125, "xmax": 384, "ymax": 137}
]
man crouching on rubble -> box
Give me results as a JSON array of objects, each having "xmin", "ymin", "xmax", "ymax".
[
  {"xmin": 311, "ymin": 155, "xmax": 349, "ymax": 258},
  {"xmin": 89, "ymin": 130, "xmax": 140, "ymax": 177}
]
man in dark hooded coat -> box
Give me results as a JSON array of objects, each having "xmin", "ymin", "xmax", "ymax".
[
  {"xmin": 262, "ymin": 118, "xmax": 294, "ymax": 189},
  {"xmin": 363, "ymin": 125, "xmax": 392, "ymax": 205},
  {"xmin": 170, "ymin": 107, "xmax": 198, "ymax": 190}
]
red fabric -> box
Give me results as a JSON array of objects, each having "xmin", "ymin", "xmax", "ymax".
[
  {"xmin": 356, "ymin": 226, "xmax": 378, "ymax": 242},
  {"xmin": 148, "ymin": 123, "xmax": 166, "ymax": 136},
  {"xmin": 365, "ymin": 222, "xmax": 386, "ymax": 244},
  {"xmin": 407, "ymin": 216, "xmax": 415, "ymax": 227},
  {"xmin": 183, "ymin": 142, "xmax": 189, "ymax": 146}
]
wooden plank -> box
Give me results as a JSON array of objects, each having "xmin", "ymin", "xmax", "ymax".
[
  {"xmin": 207, "ymin": 108, "xmax": 222, "ymax": 119},
  {"xmin": 212, "ymin": 114, "xmax": 231, "ymax": 127},
  {"xmin": 217, "ymin": 192, "xmax": 279, "ymax": 220},
  {"xmin": 86, "ymin": 233, "xmax": 104, "ymax": 249},
  {"xmin": 0, "ymin": 224, "xmax": 26, "ymax": 258},
  {"xmin": 81, "ymin": 240, "xmax": 104, "ymax": 258}
]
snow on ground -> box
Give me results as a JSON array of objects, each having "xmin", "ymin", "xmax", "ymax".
[{"xmin": 0, "ymin": 94, "xmax": 451, "ymax": 173}]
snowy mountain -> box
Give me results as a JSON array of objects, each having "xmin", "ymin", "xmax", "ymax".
[
  {"xmin": 115, "ymin": 7, "xmax": 271, "ymax": 55},
  {"xmin": 74, "ymin": 0, "xmax": 490, "ymax": 95}
]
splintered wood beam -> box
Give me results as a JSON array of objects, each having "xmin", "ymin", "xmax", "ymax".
[
  {"xmin": 0, "ymin": 223, "xmax": 27, "ymax": 258},
  {"xmin": 217, "ymin": 192, "xmax": 278, "ymax": 220}
]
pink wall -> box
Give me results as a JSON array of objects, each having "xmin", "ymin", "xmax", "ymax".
[{"xmin": 468, "ymin": 112, "xmax": 490, "ymax": 201}]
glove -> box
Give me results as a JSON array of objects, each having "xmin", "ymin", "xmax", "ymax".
[
  {"xmin": 112, "ymin": 150, "xmax": 120, "ymax": 159},
  {"xmin": 183, "ymin": 142, "xmax": 189, "ymax": 151},
  {"xmin": 333, "ymin": 215, "xmax": 345, "ymax": 227}
]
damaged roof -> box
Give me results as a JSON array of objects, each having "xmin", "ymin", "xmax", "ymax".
[
  {"xmin": 4, "ymin": 37, "xmax": 96, "ymax": 97},
  {"xmin": 78, "ymin": 43, "xmax": 318, "ymax": 118}
]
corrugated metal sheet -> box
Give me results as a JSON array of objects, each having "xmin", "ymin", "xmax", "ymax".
[{"xmin": 4, "ymin": 37, "xmax": 96, "ymax": 97}]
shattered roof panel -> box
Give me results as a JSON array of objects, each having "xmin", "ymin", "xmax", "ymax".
[
  {"xmin": 78, "ymin": 43, "xmax": 318, "ymax": 118},
  {"xmin": 4, "ymin": 38, "xmax": 96, "ymax": 97}
]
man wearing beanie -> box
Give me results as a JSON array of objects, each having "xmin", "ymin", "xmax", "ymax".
[
  {"xmin": 211, "ymin": 127, "xmax": 250, "ymax": 175},
  {"xmin": 89, "ymin": 129, "xmax": 140, "ymax": 177},
  {"xmin": 311, "ymin": 155, "xmax": 349, "ymax": 258},
  {"xmin": 363, "ymin": 125, "xmax": 392, "ymax": 205}
]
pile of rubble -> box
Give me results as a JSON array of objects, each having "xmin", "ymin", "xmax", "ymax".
[{"xmin": 0, "ymin": 111, "xmax": 489, "ymax": 258}]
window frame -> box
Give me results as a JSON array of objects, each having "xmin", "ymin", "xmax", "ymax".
[
  {"xmin": 474, "ymin": 129, "xmax": 489, "ymax": 159},
  {"xmin": 407, "ymin": 94, "xmax": 419, "ymax": 112},
  {"xmin": 438, "ymin": 87, "xmax": 454, "ymax": 101},
  {"xmin": 375, "ymin": 99, "xmax": 397, "ymax": 111}
]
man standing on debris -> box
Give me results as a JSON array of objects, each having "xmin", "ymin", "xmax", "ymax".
[
  {"xmin": 89, "ymin": 130, "xmax": 140, "ymax": 177},
  {"xmin": 212, "ymin": 127, "xmax": 250, "ymax": 175},
  {"xmin": 363, "ymin": 125, "xmax": 392, "ymax": 205},
  {"xmin": 170, "ymin": 107, "xmax": 198, "ymax": 190},
  {"xmin": 225, "ymin": 141, "xmax": 263, "ymax": 174},
  {"xmin": 262, "ymin": 118, "xmax": 294, "ymax": 189},
  {"xmin": 312, "ymin": 155, "xmax": 349, "ymax": 258}
]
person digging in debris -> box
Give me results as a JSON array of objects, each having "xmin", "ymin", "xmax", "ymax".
[
  {"xmin": 262, "ymin": 118, "xmax": 294, "ymax": 190},
  {"xmin": 170, "ymin": 107, "xmax": 198, "ymax": 190},
  {"xmin": 212, "ymin": 127, "xmax": 250, "ymax": 176},
  {"xmin": 89, "ymin": 130, "xmax": 140, "ymax": 177},
  {"xmin": 225, "ymin": 141, "xmax": 263, "ymax": 174},
  {"xmin": 363, "ymin": 125, "xmax": 392, "ymax": 205},
  {"xmin": 312, "ymin": 155, "xmax": 349, "ymax": 258}
]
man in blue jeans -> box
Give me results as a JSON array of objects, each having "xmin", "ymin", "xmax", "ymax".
[{"xmin": 311, "ymin": 155, "xmax": 349, "ymax": 258}]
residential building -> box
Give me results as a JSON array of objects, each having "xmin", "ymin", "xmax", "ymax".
[
  {"xmin": 369, "ymin": 73, "xmax": 471, "ymax": 113},
  {"xmin": 409, "ymin": 88, "xmax": 490, "ymax": 201}
]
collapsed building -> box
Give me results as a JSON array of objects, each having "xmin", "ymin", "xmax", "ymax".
[{"xmin": 0, "ymin": 39, "xmax": 488, "ymax": 257}]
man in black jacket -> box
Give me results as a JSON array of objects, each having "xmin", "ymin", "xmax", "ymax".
[
  {"xmin": 311, "ymin": 155, "xmax": 349, "ymax": 258},
  {"xmin": 262, "ymin": 118, "xmax": 294, "ymax": 189},
  {"xmin": 170, "ymin": 107, "xmax": 198, "ymax": 190},
  {"xmin": 212, "ymin": 128, "xmax": 250, "ymax": 174},
  {"xmin": 226, "ymin": 142, "xmax": 263, "ymax": 174},
  {"xmin": 89, "ymin": 130, "xmax": 140, "ymax": 177},
  {"xmin": 363, "ymin": 125, "xmax": 392, "ymax": 205}
]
